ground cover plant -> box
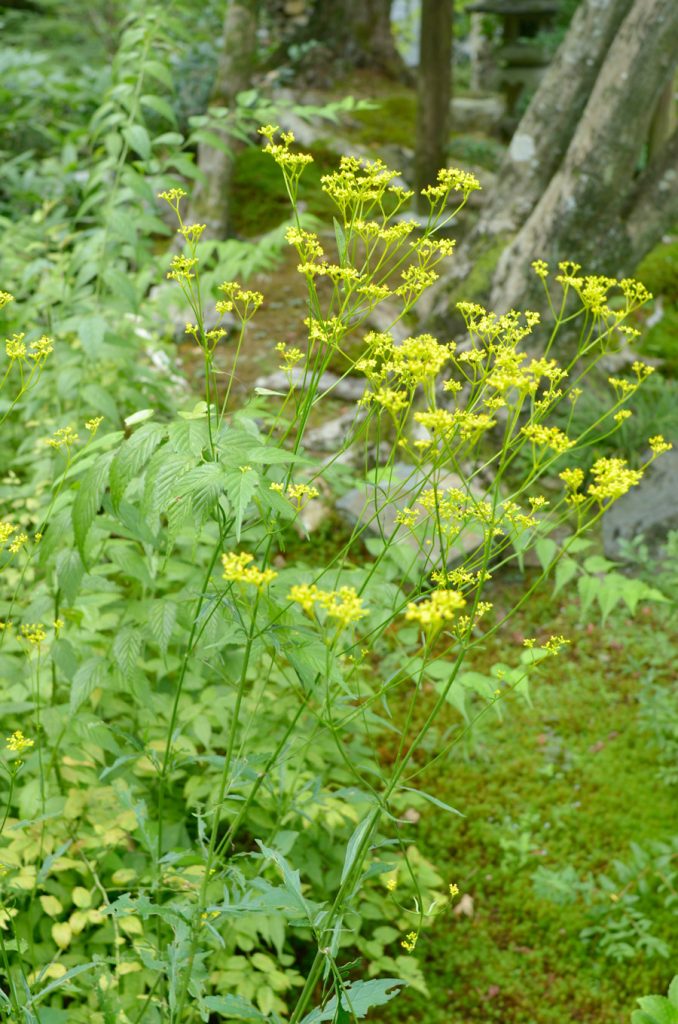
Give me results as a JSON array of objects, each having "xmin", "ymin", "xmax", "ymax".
[{"xmin": 1, "ymin": 103, "xmax": 675, "ymax": 1024}]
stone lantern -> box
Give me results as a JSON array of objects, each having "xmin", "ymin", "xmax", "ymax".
[{"xmin": 467, "ymin": 0, "xmax": 560, "ymax": 125}]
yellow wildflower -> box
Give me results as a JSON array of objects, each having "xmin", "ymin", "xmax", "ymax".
[
  {"xmin": 405, "ymin": 589, "xmax": 466, "ymax": 632},
  {"xmin": 401, "ymin": 931, "xmax": 418, "ymax": 953},
  {"xmin": 5, "ymin": 731, "xmax": 34, "ymax": 754},
  {"xmin": 648, "ymin": 435, "xmax": 672, "ymax": 455},
  {"xmin": 221, "ymin": 552, "xmax": 277, "ymax": 589}
]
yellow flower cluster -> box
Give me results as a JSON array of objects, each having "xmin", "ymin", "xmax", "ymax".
[
  {"xmin": 221, "ymin": 552, "xmax": 277, "ymax": 589},
  {"xmin": 46, "ymin": 426, "xmax": 79, "ymax": 450},
  {"xmin": 5, "ymin": 730, "xmax": 34, "ymax": 753},
  {"xmin": 269, "ymin": 481, "xmax": 319, "ymax": 509},
  {"xmin": 166, "ymin": 254, "xmax": 198, "ymax": 283},
  {"xmin": 587, "ymin": 458, "xmax": 643, "ymax": 504},
  {"xmin": 275, "ymin": 342, "xmax": 304, "ymax": 371},
  {"xmin": 178, "ymin": 223, "xmax": 206, "ymax": 243},
  {"xmin": 21, "ymin": 623, "xmax": 47, "ymax": 645},
  {"xmin": 320, "ymin": 155, "xmax": 400, "ymax": 214},
  {"xmin": 542, "ymin": 635, "xmax": 570, "ymax": 655},
  {"xmin": 401, "ymin": 931, "xmax": 418, "ymax": 953},
  {"xmin": 420, "ymin": 166, "xmax": 481, "ymax": 202},
  {"xmin": 0, "ymin": 290, "xmax": 14, "ymax": 309},
  {"xmin": 405, "ymin": 589, "xmax": 466, "ymax": 631},
  {"xmin": 649, "ymin": 435, "xmax": 672, "ymax": 455},
  {"xmin": 259, "ymin": 126, "xmax": 314, "ymax": 177},
  {"xmin": 85, "ymin": 417, "xmax": 104, "ymax": 434},
  {"xmin": 216, "ymin": 282, "xmax": 264, "ymax": 321},
  {"xmin": 522, "ymin": 424, "xmax": 574, "ymax": 454},
  {"xmin": 285, "ymin": 226, "xmax": 324, "ymax": 261},
  {"xmin": 5, "ymin": 333, "xmax": 53, "ymax": 363},
  {"xmin": 158, "ymin": 187, "xmax": 188, "ymax": 211},
  {"xmin": 287, "ymin": 583, "xmax": 368, "ymax": 629}
]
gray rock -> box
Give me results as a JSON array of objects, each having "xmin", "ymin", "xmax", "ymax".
[
  {"xmin": 254, "ymin": 368, "xmax": 365, "ymax": 401},
  {"xmin": 451, "ymin": 96, "xmax": 505, "ymax": 134},
  {"xmin": 603, "ymin": 449, "xmax": 678, "ymax": 558},
  {"xmin": 336, "ymin": 461, "xmax": 486, "ymax": 573}
]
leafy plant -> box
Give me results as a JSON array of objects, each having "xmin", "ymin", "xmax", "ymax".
[{"xmin": 1, "ymin": 106, "xmax": 673, "ymax": 1024}]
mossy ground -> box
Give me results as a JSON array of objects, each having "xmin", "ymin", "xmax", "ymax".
[{"xmin": 377, "ymin": 571, "xmax": 676, "ymax": 1024}]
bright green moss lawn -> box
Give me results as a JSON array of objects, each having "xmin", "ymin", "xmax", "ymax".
[{"xmin": 378, "ymin": 574, "xmax": 676, "ymax": 1024}]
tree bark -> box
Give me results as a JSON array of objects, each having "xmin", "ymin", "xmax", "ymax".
[
  {"xmin": 425, "ymin": 0, "xmax": 635, "ymax": 325},
  {"xmin": 301, "ymin": 0, "xmax": 406, "ymax": 80},
  {"xmin": 414, "ymin": 0, "xmax": 453, "ymax": 201},
  {"xmin": 624, "ymin": 125, "xmax": 678, "ymax": 268},
  {"xmin": 189, "ymin": 0, "xmax": 260, "ymax": 239},
  {"xmin": 490, "ymin": 0, "xmax": 678, "ymax": 313},
  {"xmin": 480, "ymin": 0, "xmax": 635, "ymax": 238}
]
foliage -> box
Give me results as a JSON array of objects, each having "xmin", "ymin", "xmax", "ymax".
[
  {"xmin": 0, "ymin": 10, "xmax": 675, "ymax": 1022},
  {"xmin": 533, "ymin": 837, "xmax": 678, "ymax": 962},
  {"xmin": 631, "ymin": 977, "xmax": 678, "ymax": 1024}
]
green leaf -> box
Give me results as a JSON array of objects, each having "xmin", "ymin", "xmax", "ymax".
[
  {"xmin": 300, "ymin": 979, "xmax": 406, "ymax": 1023},
  {"xmin": 110, "ymin": 422, "xmax": 166, "ymax": 511},
  {"xmin": 398, "ymin": 787, "xmax": 463, "ymax": 817},
  {"xmin": 140, "ymin": 93, "xmax": 177, "ymax": 125},
  {"xmin": 144, "ymin": 59, "xmax": 174, "ymax": 89},
  {"xmin": 71, "ymin": 657, "xmax": 108, "ymax": 713},
  {"xmin": 202, "ymin": 995, "xmax": 267, "ymax": 1020},
  {"xmin": 123, "ymin": 124, "xmax": 152, "ymax": 161},
  {"xmin": 341, "ymin": 813, "xmax": 375, "ymax": 885},
  {"xmin": 180, "ymin": 463, "xmax": 227, "ymax": 523},
  {"xmin": 143, "ymin": 451, "xmax": 194, "ymax": 515},
  {"xmin": 223, "ymin": 467, "xmax": 259, "ymax": 541},
  {"xmin": 333, "ymin": 217, "xmax": 348, "ymax": 264},
  {"xmin": 113, "ymin": 626, "xmax": 142, "ymax": 680},
  {"xmin": 55, "ymin": 549, "xmax": 84, "ymax": 604},
  {"xmin": 535, "ymin": 537, "xmax": 558, "ymax": 572},
  {"xmin": 148, "ymin": 600, "xmax": 177, "ymax": 655},
  {"xmin": 633, "ymin": 995, "xmax": 678, "ymax": 1024},
  {"xmin": 554, "ymin": 557, "xmax": 578, "ymax": 595},
  {"xmin": 72, "ymin": 451, "xmax": 115, "ymax": 560}
]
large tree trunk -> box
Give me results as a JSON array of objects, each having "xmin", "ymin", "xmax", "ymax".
[
  {"xmin": 490, "ymin": 0, "xmax": 678, "ymax": 313},
  {"xmin": 480, "ymin": 0, "xmax": 635, "ymax": 238},
  {"xmin": 414, "ymin": 0, "xmax": 453, "ymax": 201},
  {"xmin": 425, "ymin": 0, "xmax": 635, "ymax": 324},
  {"xmin": 189, "ymin": 0, "xmax": 259, "ymax": 239}
]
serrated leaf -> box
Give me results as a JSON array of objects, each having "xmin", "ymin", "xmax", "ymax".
[
  {"xmin": 70, "ymin": 657, "xmax": 108, "ymax": 713},
  {"xmin": 113, "ymin": 626, "xmax": 142, "ymax": 680},
  {"xmin": 72, "ymin": 452, "xmax": 115, "ymax": 560},
  {"xmin": 143, "ymin": 451, "xmax": 194, "ymax": 516},
  {"xmin": 168, "ymin": 463, "xmax": 224, "ymax": 525},
  {"xmin": 148, "ymin": 600, "xmax": 177, "ymax": 655},
  {"xmin": 110, "ymin": 422, "xmax": 166, "ymax": 511},
  {"xmin": 55, "ymin": 548, "xmax": 84, "ymax": 604},
  {"xmin": 223, "ymin": 467, "xmax": 259, "ymax": 541}
]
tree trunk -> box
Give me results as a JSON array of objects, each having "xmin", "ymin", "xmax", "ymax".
[
  {"xmin": 480, "ymin": 0, "xmax": 635, "ymax": 238},
  {"xmin": 624, "ymin": 125, "xmax": 678, "ymax": 268},
  {"xmin": 425, "ymin": 0, "xmax": 634, "ymax": 325},
  {"xmin": 298, "ymin": 0, "xmax": 406, "ymax": 80},
  {"xmin": 189, "ymin": 0, "xmax": 260, "ymax": 239},
  {"xmin": 414, "ymin": 0, "xmax": 453, "ymax": 201},
  {"xmin": 490, "ymin": 0, "xmax": 678, "ymax": 313}
]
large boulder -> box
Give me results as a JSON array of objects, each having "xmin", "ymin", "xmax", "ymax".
[{"xmin": 602, "ymin": 449, "xmax": 678, "ymax": 558}]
